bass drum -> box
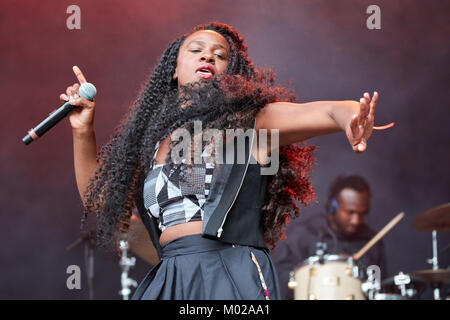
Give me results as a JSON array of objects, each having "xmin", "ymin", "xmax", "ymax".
[{"xmin": 290, "ymin": 254, "xmax": 366, "ymax": 300}]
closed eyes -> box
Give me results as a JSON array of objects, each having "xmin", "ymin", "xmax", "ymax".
[{"xmin": 188, "ymin": 49, "xmax": 227, "ymax": 60}]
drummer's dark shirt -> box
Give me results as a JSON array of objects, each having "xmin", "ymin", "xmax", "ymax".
[{"xmin": 271, "ymin": 212, "xmax": 387, "ymax": 300}]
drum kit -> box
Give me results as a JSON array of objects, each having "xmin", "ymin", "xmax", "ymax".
[
  {"xmin": 68, "ymin": 204, "xmax": 449, "ymax": 300},
  {"xmin": 288, "ymin": 203, "xmax": 450, "ymax": 300}
]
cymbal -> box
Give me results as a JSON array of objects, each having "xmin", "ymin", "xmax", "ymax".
[
  {"xmin": 127, "ymin": 214, "xmax": 159, "ymax": 265},
  {"xmin": 412, "ymin": 203, "xmax": 450, "ymax": 232},
  {"xmin": 410, "ymin": 269, "xmax": 450, "ymax": 285}
]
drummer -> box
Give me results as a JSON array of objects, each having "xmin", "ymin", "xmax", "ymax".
[{"xmin": 272, "ymin": 174, "xmax": 387, "ymax": 300}]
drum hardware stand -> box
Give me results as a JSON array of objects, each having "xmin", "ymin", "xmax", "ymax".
[
  {"xmin": 361, "ymin": 265, "xmax": 381, "ymax": 300},
  {"xmin": 66, "ymin": 230, "xmax": 96, "ymax": 300},
  {"xmin": 348, "ymin": 258, "xmax": 360, "ymax": 278},
  {"xmin": 288, "ymin": 271, "xmax": 297, "ymax": 290},
  {"xmin": 393, "ymin": 272, "xmax": 415, "ymax": 298},
  {"xmin": 315, "ymin": 241, "xmax": 327, "ymax": 263},
  {"xmin": 412, "ymin": 203, "xmax": 450, "ymax": 300},
  {"xmin": 118, "ymin": 240, "xmax": 138, "ymax": 300},
  {"xmin": 426, "ymin": 230, "xmax": 441, "ymax": 300}
]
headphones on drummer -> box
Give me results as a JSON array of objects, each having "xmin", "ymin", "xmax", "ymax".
[{"xmin": 327, "ymin": 198, "xmax": 339, "ymax": 215}]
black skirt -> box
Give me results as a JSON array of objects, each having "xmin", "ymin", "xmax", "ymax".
[{"xmin": 132, "ymin": 234, "xmax": 281, "ymax": 300}]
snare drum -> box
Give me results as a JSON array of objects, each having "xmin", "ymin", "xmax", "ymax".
[{"xmin": 289, "ymin": 254, "xmax": 365, "ymax": 300}]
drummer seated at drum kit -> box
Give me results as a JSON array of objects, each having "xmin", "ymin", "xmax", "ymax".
[{"xmin": 272, "ymin": 174, "xmax": 387, "ymax": 300}]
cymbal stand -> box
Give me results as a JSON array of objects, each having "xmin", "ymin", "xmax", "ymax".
[
  {"xmin": 118, "ymin": 240, "xmax": 138, "ymax": 300},
  {"xmin": 426, "ymin": 230, "xmax": 441, "ymax": 300}
]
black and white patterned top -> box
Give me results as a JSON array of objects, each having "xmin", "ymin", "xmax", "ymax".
[{"xmin": 142, "ymin": 140, "xmax": 215, "ymax": 232}]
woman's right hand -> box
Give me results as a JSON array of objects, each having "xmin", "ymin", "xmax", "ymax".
[{"xmin": 59, "ymin": 66, "xmax": 96, "ymax": 131}]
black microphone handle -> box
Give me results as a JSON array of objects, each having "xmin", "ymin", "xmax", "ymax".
[
  {"xmin": 22, "ymin": 102, "xmax": 76, "ymax": 145},
  {"xmin": 22, "ymin": 82, "xmax": 96, "ymax": 145}
]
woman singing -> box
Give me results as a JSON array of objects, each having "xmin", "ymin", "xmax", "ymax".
[{"xmin": 61, "ymin": 22, "xmax": 379, "ymax": 300}]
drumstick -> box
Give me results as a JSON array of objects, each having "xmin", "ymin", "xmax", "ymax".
[{"xmin": 353, "ymin": 212, "xmax": 404, "ymax": 261}]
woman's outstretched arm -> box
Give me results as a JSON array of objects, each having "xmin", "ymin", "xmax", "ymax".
[{"xmin": 256, "ymin": 92, "xmax": 378, "ymax": 153}]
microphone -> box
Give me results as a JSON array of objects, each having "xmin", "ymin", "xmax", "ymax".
[{"xmin": 22, "ymin": 82, "xmax": 97, "ymax": 145}]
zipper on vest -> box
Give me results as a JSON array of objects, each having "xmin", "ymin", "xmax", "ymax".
[{"xmin": 216, "ymin": 128, "xmax": 256, "ymax": 238}]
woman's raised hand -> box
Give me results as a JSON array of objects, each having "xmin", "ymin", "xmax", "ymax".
[
  {"xmin": 59, "ymin": 66, "xmax": 96, "ymax": 131},
  {"xmin": 347, "ymin": 91, "xmax": 378, "ymax": 153}
]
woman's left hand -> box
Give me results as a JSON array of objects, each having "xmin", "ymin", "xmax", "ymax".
[{"xmin": 347, "ymin": 91, "xmax": 378, "ymax": 153}]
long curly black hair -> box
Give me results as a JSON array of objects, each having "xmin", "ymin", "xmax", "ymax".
[{"xmin": 82, "ymin": 22, "xmax": 315, "ymax": 250}]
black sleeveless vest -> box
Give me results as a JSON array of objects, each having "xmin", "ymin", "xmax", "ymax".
[{"xmin": 135, "ymin": 124, "xmax": 269, "ymax": 259}]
